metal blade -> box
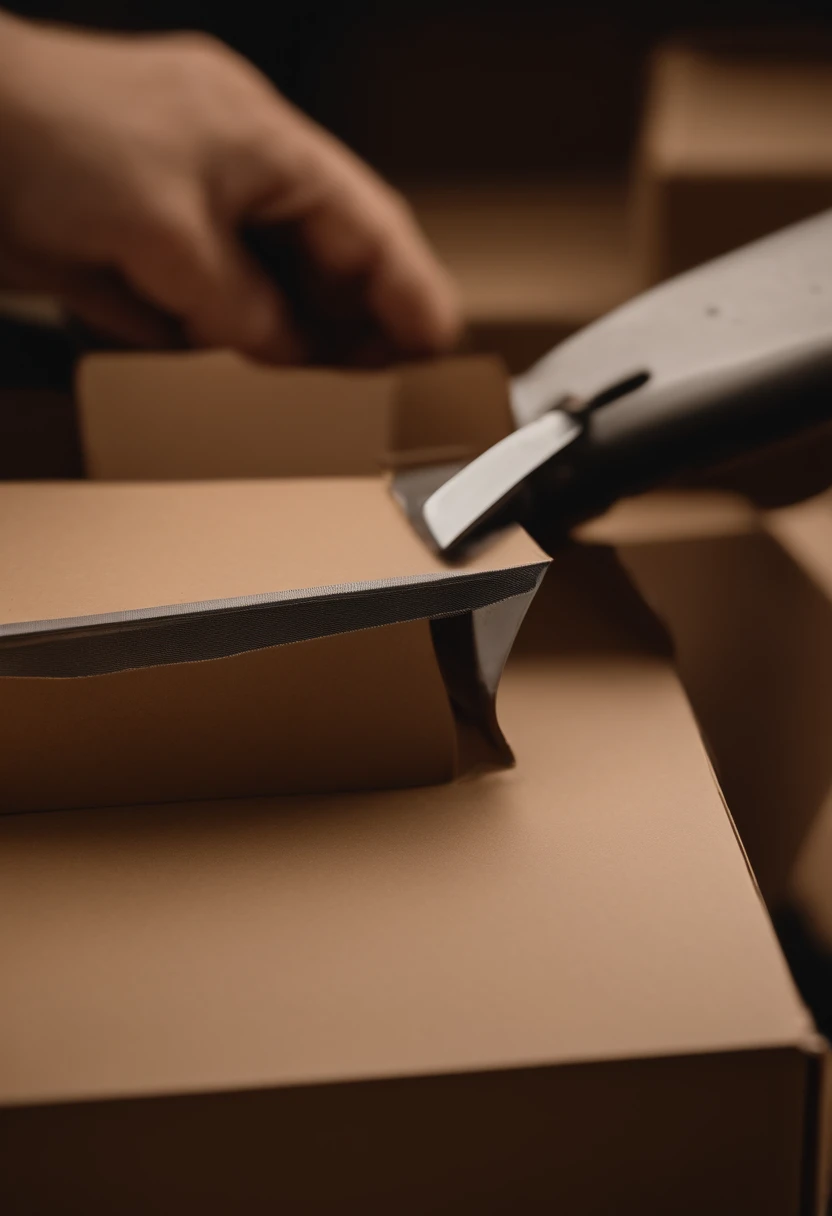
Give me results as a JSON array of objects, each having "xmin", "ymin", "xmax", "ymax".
[{"xmin": 422, "ymin": 409, "xmax": 582, "ymax": 554}]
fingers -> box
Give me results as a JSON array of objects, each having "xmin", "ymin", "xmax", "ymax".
[
  {"xmin": 247, "ymin": 117, "xmax": 463, "ymax": 357},
  {"xmin": 364, "ymin": 213, "xmax": 462, "ymax": 355},
  {"xmin": 0, "ymin": 11, "xmax": 460, "ymax": 367},
  {"xmin": 60, "ymin": 269, "xmax": 184, "ymax": 349},
  {"xmin": 0, "ymin": 244, "xmax": 181, "ymax": 349},
  {"xmin": 117, "ymin": 192, "xmax": 305, "ymax": 363},
  {"xmin": 306, "ymin": 187, "xmax": 462, "ymax": 356}
]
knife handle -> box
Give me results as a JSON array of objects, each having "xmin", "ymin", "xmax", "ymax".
[{"xmin": 533, "ymin": 336, "xmax": 832, "ymax": 534}]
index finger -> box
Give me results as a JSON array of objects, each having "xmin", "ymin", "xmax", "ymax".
[{"xmin": 251, "ymin": 126, "xmax": 462, "ymax": 356}]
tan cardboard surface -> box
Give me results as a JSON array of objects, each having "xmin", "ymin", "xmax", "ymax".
[
  {"xmin": 410, "ymin": 183, "xmax": 633, "ymax": 325},
  {"xmin": 636, "ymin": 43, "xmax": 832, "ymax": 281},
  {"xmin": 0, "ymin": 478, "xmax": 543, "ymax": 626},
  {"xmin": 0, "ymin": 620, "xmax": 457, "ymax": 813},
  {"xmin": 0, "ymin": 550, "xmax": 811, "ymax": 1109},
  {"xmin": 578, "ymin": 491, "xmax": 757, "ymax": 545},
  {"xmin": 584, "ymin": 491, "xmax": 832, "ymax": 936},
  {"xmin": 0, "ymin": 1048, "xmax": 815, "ymax": 1216},
  {"xmin": 0, "ymin": 478, "xmax": 546, "ymax": 811},
  {"xmin": 767, "ymin": 493, "xmax": 832, "ymax": 602},
  {"xmin": 760, "ymin": 497, "xmax": 832, "ymax": 950},
  {"xmin": 80, "ymin": 352, "xmax": 393, "ymax": 478},
  {"xmin": 647, "ymin": 46, "xmax": 832, "ymax": 174},
  {"xmin": 78, "ymin": 352, "xmax": 513, "ymax": 480}
]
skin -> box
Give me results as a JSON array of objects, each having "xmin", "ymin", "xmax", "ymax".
[{"xmin": 0, "ymin": 11, "xmax": 461, "ymax": 363}]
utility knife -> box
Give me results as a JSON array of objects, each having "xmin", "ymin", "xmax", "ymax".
[{"xmin": 396, "ymin": 209, "xmax": 832, "ymax": 556}]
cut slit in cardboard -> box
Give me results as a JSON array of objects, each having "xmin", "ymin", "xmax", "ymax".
[{"xmin": 0, "ymin": 356, "xmax": 547, "ymax": 813}]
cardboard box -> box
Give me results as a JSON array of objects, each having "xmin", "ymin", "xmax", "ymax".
[
  {"xmin": 582, "ymin": 490, "xmax": 832, "ymax": 1205},
  {"xmin": 635, "ymin": 40, "xmax": 832, "ymax": 284},
  {"xmin": 0, "ymin": 354, "xmax": 827, "ymax": 1212},
  {"xmin": 0, "ymin": 355, "xmax": 547, "ymax": 813},
  {"xmin": 581, "ymin": 492, "xmax": 832, "ymax": 917},
  {"xmin": 409, "ymin": 182, "xmax": 634, "ymax": 371},
  {"xmin": 0, "ymin": 542, "xmax": 825, "ymax": 1214}
]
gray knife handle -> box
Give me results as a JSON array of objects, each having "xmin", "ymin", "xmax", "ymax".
[
  {"xmin": 532, "ymin": 335, "xmax": 832, "ymax": 533},
  {"xmin": 515, "ymin": 209, "xmax": 832, "ymax": 536}
]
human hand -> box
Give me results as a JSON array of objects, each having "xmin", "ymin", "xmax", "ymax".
[{"xmin": 0, "ymin": 13, "xmax": 461, "ymax": 363}]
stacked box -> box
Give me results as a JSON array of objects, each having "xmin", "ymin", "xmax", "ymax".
[{"xmin": 635, "ymin": 40, "xmax": 832, "ymax": 283}]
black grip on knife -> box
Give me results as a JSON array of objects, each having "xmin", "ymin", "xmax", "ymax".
[{"xmin": 531, "ymin": 339, "xmax": 832, "ymax": 535}]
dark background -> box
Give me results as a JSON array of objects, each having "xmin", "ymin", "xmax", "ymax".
[{"xmin": 5, "ymin": 1, "xmax": 832, "ymax": 181}]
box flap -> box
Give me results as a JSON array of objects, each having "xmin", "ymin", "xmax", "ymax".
[
  {"xmin": 77, "ymin": 351, "xmax": 513, "ymax": 480},
  {"xmin": 78, "ymin": 351, "xmax": 392, "ymax": 478}
]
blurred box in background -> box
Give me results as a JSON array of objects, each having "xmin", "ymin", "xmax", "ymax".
[
  {"xmin": 293, "ymin": 4, "xmax": 646, "ymax": 370},
  {"xmin": 635, "ymin": 36, "xmax": 832, "ymax": 283},
  {"xmin": 410, "ymin": 181, "xmax": 633, "ymax": 371}
]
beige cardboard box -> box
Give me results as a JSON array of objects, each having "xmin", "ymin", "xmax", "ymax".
[
  {"xmin": 0, "ymin": 352, "xmax": 827, "ymax": 1212},
  {"xmin": 635, "ymin": 40, "xmax": 832, "ymax": 284},
  {"xmin": 0, "ymin": 355, "xmax": 546, "ymax": 813},
  {"xmin": 583, "ymin": 490, "xmax": 832, "ymax": 1205},
  {"xmin": 581, "ymin": 491, "xmax": 832, "ymax": 920},
  {"xmin": 409, "ymin": 182, "xmax": 634, "ymax": 371},
  {"xmin": 0, "ymin": 543, "xmax": 825, "ymax": 1215}
]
